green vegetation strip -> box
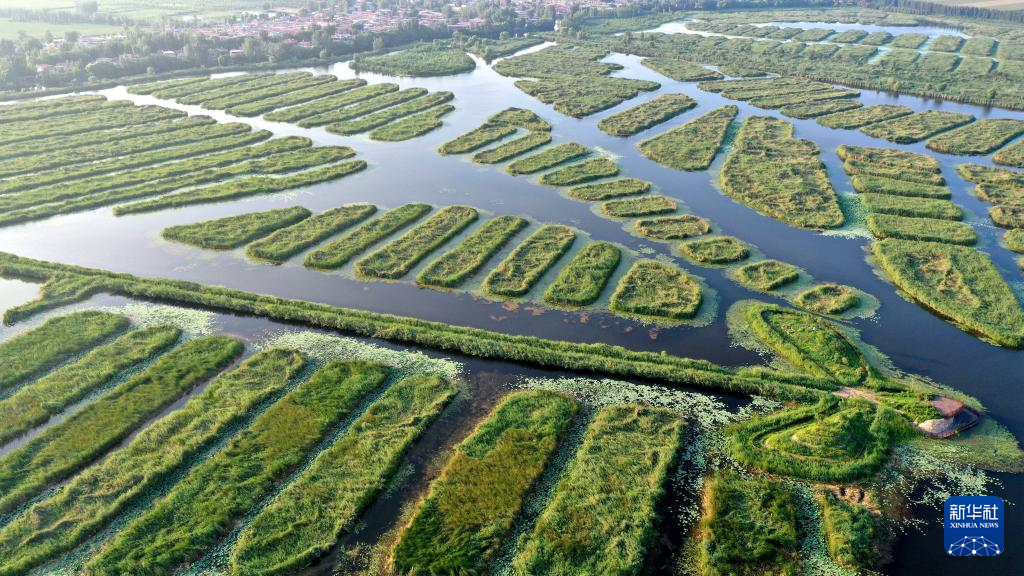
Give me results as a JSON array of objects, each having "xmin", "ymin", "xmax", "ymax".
[
  {"xmin": 816, "ymin": 104, "xmax": 913, "ymax": 129},
  {"xmin": 697, "ymin": 472, "xmax": 799, "ymax": 575},
  {"xmin": 306, "ymin": 204, "xmax": 431, "ymax": 270},
  {"xmin": 861, "ymin": 111, "xmax": 975, "ymax": 143},
  {"xmin": 163, "ymin": 207, "xmax": 312, "ymax": 250},
  {"xmin": 513, "ymin": 404, "xmax": 683, "ymax": 575},
  {"xmin": 722, "ymin": 116, "xmax": 843, "ymax": 229},
  {"xmin": 327, "ymin": 91, "xmax": 454, "ymax": 135},
  {"xmin": 0, "ymin": 104, "xmax": 185, "ymax": 146},
  {"xmin": 539, "ymin": 157, "xmax": 619, "ymax": 186},
  {"xmin": 472, "ymin": 132, "xmax": 552, "ymax": 164},
  {"xmin": 392, "ymin": 390, "xmax": 577, "ymax": 574},
  {"xmin": 246, "ymin": 204, "xmax": 377, "ymax": 264},
  {"xmin": 568, "ymin": 178, "xmax": 650, "ymax": 201},
  {"xmin": 601, "ymin": 195, "xmax": 678, "ymax": 218},
  {"xmin": 230, "ymin": 374, "xmax": 455, "ymax": 575},
  {"xmin": 198, "ymin": 75, "xmax": 335, "ymax": 111},
  {"xmin": 851, "ymin": 175, "xmax": 950, "ymax": 199},
  {"xmin": 0, "ymin": 325, "xmax": 180, "ymax": 446},
  {"xmin": 610, "ymin": 260, "xmax": 702, "ymax": 321},
  {"xmin": 356, "ymin": 206, "xmax": 478, "ymax": 279},
  {"xmin": 925, "ymin": 118, "xmax": 1024, "ymax": 155},
  {"xmin": 0, "ymin": 252, "xmax": 833, "ymax": 400},
  {"xmin": 298, "ymin": 88, "xmax": 428, "ymax": 128},
  {"xmin": 440, "ymin": 126, "xmax": 517, "ymax": 155},
  {"xmin": 0, "ymin": 127, "xmax": 270, "ymax": 197},
  {"xmin": 0, "ymin": 336, "xmax": 242, "ymax": 516},
  {"xmin": 417, "ymin": 215, "xmax": 528, "ymax": 288},
  {"xmin": 994, "ymin": 139, "xmax": 1024, "ymax": 168},
  {"xmin": 735, "ymin": 259, "xmax": 800, "ymax": 291},
  {"xmin": 795, "ymin": 284, "xmax": 862, "ymax": 315},
  {"xmin": 634, "ymin": 215, "xmax": 711, "ymax": 240},
  {"xmin": 640, "ymin": 58, "xmax": 722, "ymax": 81},
  {"xmin": 368, "ymin": 105, "xmax": 453, "ymax": 142},
  {"xmin": 88, "ymin": 360, "xmax": 389, "ymax": 575},
  {"xmin": 507, "ymin": 143, "xmax": 590, "ymax": 175},
  {"xmin": 873, "ymin": 239, "xmax": 1024, "ymax": 347},
  {"xmin": 0, "ymin": 310, "xmax": 127, "ymax": 393},
  {"xmin": 638, "ymin": 105, "xmax": 738, "ymax": 171},
  {"xmin": 0, "ymin": 95, "xmax": 111, "ymax": 123},
  {"xmin": 0, "ymin": 348, "xmax": 304, "ymax": 576},
  {"xmin": 866, "ymin": 214, "xmax": 976, "ymax": 245},
  {"xmin": 680, "ymin": 235, "xmax": 750, "ymax": 265},
  {"xmin": 351, "ymin": 43, "xmax": 476, "ymax": 76},
  {"xmin": 226, "ymin": 78, "xmax": 367, "ymax": 116},
  {"xmin": 597, "ymin": 93, "xmax": 697, "ymax": 137},
  {"xmin": 780, "ymin": 98, "xmax": 862, "ymax": 120},
  {"xmin": 544, "ymin": 242, "xmax": 621, "ymax": 307},
  {"xmin": 819, "ymin": 490, "xmax": 877, "ymax": 569},
  {"xmin": 484, "ymin": 225, "xmax": 576, "ymax": 297},
  {"xmin": 263, "ymin": 83, "xmax": 399, "ymax": 123},
  {"xmin": 860, "ymin": 194, "xmax": 961, "ymax": 220},
  {"xmin": 114, "ymin": 159, "xmax": 367, "ymax": 215}
]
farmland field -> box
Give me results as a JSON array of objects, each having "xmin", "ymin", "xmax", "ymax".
[{"xmin": 0, "ymin": 7, "xmax": 1023, "ymax": 576}]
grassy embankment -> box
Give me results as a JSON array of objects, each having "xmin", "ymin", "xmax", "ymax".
[
  {"xmin": 610, "ymin": 260, "xmax": 702, "ymax": 321},
  {"xmin": 355, "ymin": 206, "xmax": 478, "ymax": 280},
  {"xmin": 637, "ymin": 105, "xmax": 738, "ymax": 171},
  {"xmin": 0, "ymin": 325, "xmax": 180, "ymax": 446},
  {"xmin": 417, "ymin": 215, "xmax": 529, "ymax": 288},
  {"xmin": 721, "ymin": 116, "xmax": 844, "ymax": 229},
  {"xmin": 351, "ymin": 42, "xmax": 476, "ymax": 76},
  {"xmin": 543, "ymin": 242, "xmax": 622, "ymax": 306},
  {"xmin": 0, "ymin": 348, "xmax": 305, "ymax": 576},
  {"xmin": 493, "ymin": 44, "xmax": 660, "ymax": 117},
  {"xmin": 246, "ymin": 204, "xmax": 378, "ymax": 264},
  {"xmin": 512, "ymin": 404, "xmax": 683, "ymax": 574},
  {"xmin": 230, "ymin": 374, "xmax": 455, "ymax": 575},
  {"xmin": 163, "ymin": 207, "xmax": 313, "ymax": 250},
  {"xmin": 0, "ymin": 336, "xmax": 242, "ymax": 516},
  {"xmin": 305, "ymin": 204, "xmax": 431, "ymax": 270},
  {"xmin": 679, "ymin": 236, "xmax": 750, "ymax": 265},
  {"xmin": 0, "ymin": 310, "xmax": 127, "ymax": 393},
  {"xmin": 596, "ymin": 93, "xmax": 697, "ymax": 137},
  {"xmin": 484, "ymin": 225, "xmax": 576, "ymax": 297},
  {"xmin": 86, "ymin": 361, "xmax": 390, "ymax": 575},
  {"xmin": 391, "ymin": 390, "xmax": 577, "ymax": 574}
]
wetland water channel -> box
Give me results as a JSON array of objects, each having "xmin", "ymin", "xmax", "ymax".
[{"xmin": 0, "ymin": 31, "xmax": 1022, "ymax": 573}]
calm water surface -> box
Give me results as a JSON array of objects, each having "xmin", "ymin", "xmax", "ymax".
[{"xmin": 0, "ymin": 36, "xmax": 1022, "ymax": 573}]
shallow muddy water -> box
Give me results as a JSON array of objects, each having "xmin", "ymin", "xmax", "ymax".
[{"xmin": 0, "ymin": 36, "xmax": 1022, "ymax": 573}]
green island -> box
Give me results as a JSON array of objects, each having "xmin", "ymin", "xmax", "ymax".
[
  {"xmin": 794, "ymin": 283, "xmax": 863, "ymax": 316},
  {"xmin": 246, "ymin": 204, "xmax": 378, "ymax": 264},
  {"xmin": 568, "ymin": 177, "xmax": 651, "ymax": 201},
  {"xmin": 640, "ymin": 57, "xmax": 722, "ymax": 81},
  {"xmin": 860, "ymin": 110, "xmax": 975, "ymax": 143},
  {"xmin": 484, "ymin": 225, "xmax": 576, "ymax": 297},
  {"xmin": 637, "ymin": 105, "xmax": 738, "ymax": 171},
  {"xmin": 609, "ymin": 259, "xmax": 703, "ymax": 321},
  {"xmin": 355, "ymin": 206, "xmax": 479, "ymax": 280},
  {"xmin": 162, "ymin": 207, "xmax": 312, "ymax": 250},
  {"xmin": 543, "ymin": 241, "xmax": 622, "ymax": 307},
  {"xmin": 720, "ymin": 116, "xmax": 844, "ymax": 229},
  {"xmin": 817, "ymin": 104, "xmax": 913, "ymax": 129},
  {"xmin": 679, "ymin": 235, "xmax": 751, "ymax": 265},
  {"xmin": 417, "ymin": 215, "xmax": 529, "ymax": 288},
  {"xmin": 596, "ymin": 93, "xmax": 697, "ymax": 137},
  {"xmin": 305, "ymin": 204, "xmax": 432, "ymax": 271},
  {"xmin": 601, "ymin": 195, "xmax": 678, "ymax": 218},
  {"xmin": 538, "ymin": 157, "xmax": 619, "ymax": 186},
  {"xmin": 634, "ymin": 214, "xmax": 711, "ymax": 240},
  {"xmin": 734, "ymin": 259, "xmax": 801, "ymax": 292},
  {"xmin": 351, "ymin": 42, "xmax": 476, "ymax": 76},
  {"xmin": 507, "ymin": 142, "xmax": 590, "ymax": 175},
  {"xmin": 925, "ymin": 118, "xmax": 1024, "ymax": 155}
]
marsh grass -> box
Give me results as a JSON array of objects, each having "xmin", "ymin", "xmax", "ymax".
[
  {"xmin": 794, "ymin": 283, "xmax": 862, "ymax": 315},
  {"xmin": 297, "ymin": 88, "xmax": 427, "ymax": 128},
  {"xmin": 484, "ymin": 225, "xmax": 576, "ymax": 297},
  {"xmin": 640, "ymin": 58, "xmax": 722, "ymax": 81},
  {"xmin": 226, "ymin": 78, "xmax": 366, "ymax": 117},
  {"xmin": 230, "ymin": 374, "xmax": 455, "ymax": 575},
  {"xmin": 818, "ymin": 490, "xmax": 876, "ymax": 568},
  {"xmin": 601, "ymin": 195, "xmax": 678, "ymax": 218},
  {"xmin": 567, "ymin": 178, "xmax": 650, "ymax": 201},
  {"xmin": 368, "ymin": 104, "xmax": 454, "ymax": 141},
  {"xmin": 87, "ymin": 360, "xmax": 390, "ymax": 575},
  {"xmin": 861, "ymin": 110, "xmax": 975, "ymax": 143},
  {"xmin": 391, "ymin": 390, "xmax": 577, "ymax": 575},
  {"xmin": 513, "ymin": 404, "xmax": 684, "ymax": 575},
  {"xmin": 327, "ymin": 92, "xmax": 454, "ymax": 135},
  {"xmin": 816, "ymin": 104, "xmax": 913, "ymax": 129},
  {"xmin": 0, "ymin": 325, "xmax": 181, "ymax": 446},
  {"xmin": 162, "ymin": 207, "xmax": 312, "ymax": 250},
  {"xmin": 473, "ymin": 132, "xmax": 552, "ymax": 164},
  {"xmin": 926, "ymin": 118, "xmax": 1024, "ymax": 155},
  {"xmin": 735, "ymin": 259, "xmax": 801, "ymax": 291},
  {"xmin": 780, "ymin": 99, "xmax": 862, "ymax": 119},
  {"xmin": 872, "ymin": 238, "xmax": 1024, "ymax": 347},
  {"xmin": 610, "ymin": 260, "xmax": 702, "ymax": 321},
  {"xmin": 356, "ymin": 206, "xmax": 479, "ymax": 280},
  {"xmin": 417, "ymin": 215, "xmax": 529, "ymax": 288},
  {"xmin": 679, "ymin": 236, "xmax": 750, "ymax": 265},
  {"xmin": 633, "ymin": 214, "xmax": 711, "ymax": 240},
  {"xmin": 543, "ymin": 242, "xmax": 621, "ymax": 307},
  {"xmin": 305, "ymin": 204, "xmax": 431, "ymax": 270},
  {"xmin": 0, "ymin": 336, "xmax": 243, "ymax": 516},
  {"xmin": 860, "ymin": 194, "xmax": 962, "ymax": 220},
  {"xmin": 351, "ymin": 43, "xmax": 476, "ymax": 76},
  {"xmin": 866, "ymin": 214, "xmax": 977, "ymax": 245},
  {"xmin": 0, "ymin": 310, "xmax": 128, "ymax": 393},
  {"xmin": 597, "ymin": 93, "xmax": 697, "ymax": 137},
  {"xmin": 539, "ymin": 157, "xmax": 619, "ymax": 186},
  {"xmin": 246, "ymin": 204, "xmax": 377, "ymax": 264},
  {"xmin": 507, "ymin": 143, "xmax": 590, "ymax": 175},
  {"xmin": 637, "ymin": 105, "xmax": 738, "ymax": 171},
  {"xmin": 0, "ymin": 348, "xmax": 305, "ymax": 576},
  {"xmin": 263, "ymin": 83, "xmax": 399, "ymax": 124}
]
